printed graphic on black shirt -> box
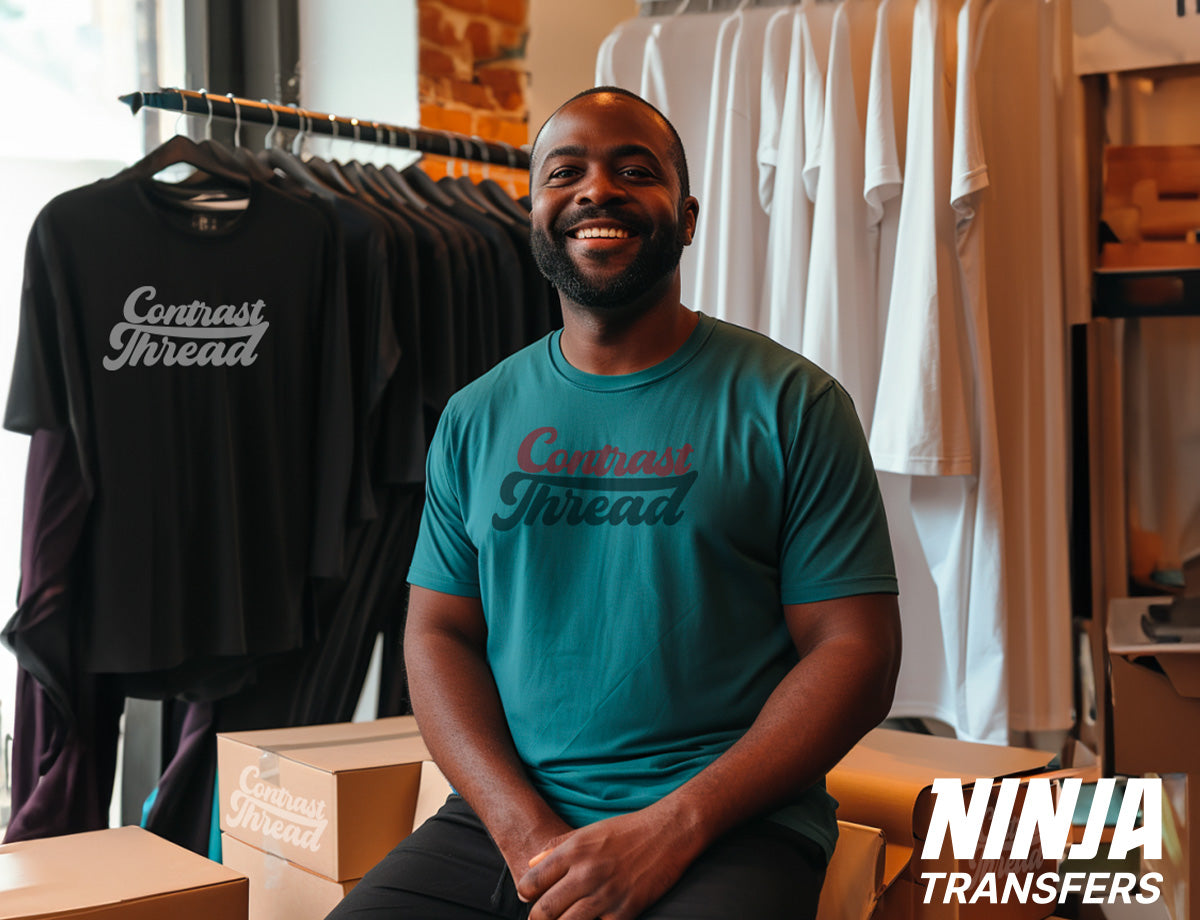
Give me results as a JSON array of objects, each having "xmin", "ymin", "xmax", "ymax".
[
  {"xmin": 492, "ymin": 425, "xmax": 697, "ymax": 530},
  {"xmin": 103, "ymin": 284, "xmax": 269, "ymax": 370}
]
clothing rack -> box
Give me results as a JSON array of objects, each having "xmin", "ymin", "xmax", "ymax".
[{"xmin": 119, "ymin": 88, "xmax": 531, "ymax": 170}]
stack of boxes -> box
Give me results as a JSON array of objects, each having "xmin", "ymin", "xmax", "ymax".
[{"xmin": 216, "ymin": 715, "xmax": 452, "ymax": 920}]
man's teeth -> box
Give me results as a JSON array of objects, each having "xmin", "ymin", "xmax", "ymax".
[{"xmin": 573, "ymin": 227, "xmax": 631, "ymax": 239}]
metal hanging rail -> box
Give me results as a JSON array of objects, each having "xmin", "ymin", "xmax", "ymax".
[{"xmin": 119, "ymin": 87, "xmax": 530, "ymax": 170}]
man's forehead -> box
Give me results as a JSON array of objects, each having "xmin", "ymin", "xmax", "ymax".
[{"xmin": 536, "ymin": 94, "xmax": 671, "ymax": 160}]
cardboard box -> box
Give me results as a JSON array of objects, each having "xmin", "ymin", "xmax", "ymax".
[
  {"xmin": 221, "ymin": 834, "xmax": 357, "ymax": 920},
  {"xmin": 217, "ymin": 716, "xmax": 431, "ymax": 881},
  {"xmin": 0, "ymin": 825, "xmax": 247, "ymax": 920},
  {"xmin": 828, "ymin": 729, "xmax": 1062, "ymax": 920},
  {"xmin": 1107, "ymin": 598, "xmax": 1200, "ymax": 920}
]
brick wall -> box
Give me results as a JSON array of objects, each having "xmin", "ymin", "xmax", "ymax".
[{"xmin": 418, "ymin": 0, "xmax": 529, "ymax": 191}]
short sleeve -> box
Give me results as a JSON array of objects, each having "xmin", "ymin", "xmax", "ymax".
[
  {"xmin": 779, "ymin": 381, "xmax": 897, "ymax": 604},
  {"xmin": 407, "ymin": 405, "xmax": 481, "ymax": 597},
  {"xmin": 6, "ymin": 216, "xmax": 71, "ymax": 434}
]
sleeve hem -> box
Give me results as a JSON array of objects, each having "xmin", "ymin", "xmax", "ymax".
[
  {"xmin": 407, "ymin": 570, "xmax": 482, "ymax": 599},
  {"xmin": 781, "ymin": 576, "xmax": 899, "ymax": 606}
]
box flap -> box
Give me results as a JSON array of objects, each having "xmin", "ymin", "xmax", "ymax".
[
  {"xmin": 1108, "ymin": 597, "xmax": 1200, "ymax": 698},
  {"xmin": 1109, "ymin": 654, "xmax": 1200, "ymax": 774},
  {"xmin": 0, "ymin": 826, "xmax": 244, "ymax": 919},
  {"xmin": 881, "ymin": 842, "xmax": 912, "ymax": 888},
  {"xmin": 827, "ymin": 729, "xmax": 1056, "ymax": 845},
  {"xmin": 817, "ymin": 822, "xmax": 885, "ymax": 920},
  {"xmin": 220, "ymin": 716, "xmax": 431, "ymax": 773}
]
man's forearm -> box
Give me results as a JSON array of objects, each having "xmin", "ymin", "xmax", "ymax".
[
  {"xmin": 514, "ymin": 594, "xmax": 901, "ymax": 918},
  {"xmin": 658, "ymin": 594, "xmax": 902, "ymax": 850},
  {"xmin": 404, "ymin": 588, "xmax": 570, "ymax": 868}
]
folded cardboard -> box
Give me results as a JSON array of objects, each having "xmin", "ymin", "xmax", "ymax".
[
  {"xmin": 817, "ymin": 821, "xmax": 900, "ymax": 920},
  {"xmin": 1108, "ymin": 597, "xmax": 1200, "ymax": 704},
  {"xmin": 222, "ymin": 834, "xmax": 357, "ymax": 920},
  {"xmin": 217, "ymin": 715, "xmax": 431, "ymax": 881},
  {"xmin": 828, "ymin": 728, "xmax": 1061, "ymax": 920},
  {"xmin": 0, "ymin": 825, "xmax": 247, "ymax": 920}
]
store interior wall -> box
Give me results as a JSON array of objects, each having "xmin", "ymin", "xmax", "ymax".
[
  {"xmin": 298, "ymin": 0, "xmax": 420, "ymax": 157},
  {"xmin": 526, "ymin": 0, "xmax": 637, "ymax": 137}
]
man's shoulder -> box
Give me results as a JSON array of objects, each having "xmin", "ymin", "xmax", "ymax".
[
  {"xmin": 444, "ymin": 333, "xmax": 557, "ymax": 417},
  {"xmin": 703, "ymin": 316, "xmax": 838, "ymax": 396}
]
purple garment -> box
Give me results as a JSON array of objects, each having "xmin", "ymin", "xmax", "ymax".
[{"xmin": 4, "ymin": 428, "xmax": 122, "ymax": 842}]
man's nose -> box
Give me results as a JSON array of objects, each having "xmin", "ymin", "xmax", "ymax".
[{"xmin": 575, "ymin": 168, "xmax": 625, "ymax": 206}]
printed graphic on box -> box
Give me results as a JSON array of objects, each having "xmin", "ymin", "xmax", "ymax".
[{"xmin": 225, "ymin": 763, "xmax": 330, "ymax": 853}]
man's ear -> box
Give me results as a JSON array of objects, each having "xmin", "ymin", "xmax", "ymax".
[{"xmin": 682, "ymin": 197, "xmax": 699, "ymax": 246}]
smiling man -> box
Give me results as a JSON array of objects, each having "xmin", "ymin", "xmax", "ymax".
[{"xmin": 326, "ymin": 87, "xmax": 901, "ymax": 920}]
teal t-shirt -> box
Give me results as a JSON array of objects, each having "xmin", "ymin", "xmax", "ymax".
[{"xmin": 407, "ymin": 313, "xmax": 897, "ymax": 861}]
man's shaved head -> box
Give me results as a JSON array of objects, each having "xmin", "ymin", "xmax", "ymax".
[{"xmin": 530, "ymin": 86, "xmax": 690, "ymax": 201}]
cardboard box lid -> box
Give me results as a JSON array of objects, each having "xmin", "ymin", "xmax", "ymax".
[
  {"xmin": 826, "ymin": 729, "xmax": 1056, "ymax": 847},
  {"xmin": 219, "ymin": 716, "xmax": 430, "ymax": 773},
  {"xmin": 1108, "ymin": 597, "xmax": 1200, "ymax": 698},
  {"xmin": 0, "ymin": 826, "xmax": 245, "ymax": 919}
]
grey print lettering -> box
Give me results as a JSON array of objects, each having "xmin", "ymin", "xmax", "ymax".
[{"xmin": 103, "ymin": 285, "xmax": 270, "ymax": 370}]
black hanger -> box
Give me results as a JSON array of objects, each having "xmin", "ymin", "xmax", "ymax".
[
  {"xmin": 478, "ymin": 178, "xmax": 532, "ymax": 224},
  {"xmin": 379, "ymin": 163, "xmax": 431, "ymax": 210},
  {"xmin": 308, "ymin": 156, "xmax": 358, "ymax": 196},
  {"xmin": 349, "ymin": 160, "xmax": 415, "ymax": 212},
  {"xmin": 126, "ymin": 135, "xmax": 251, "ymax": 189},
  {"xmin": 261, "ymin": 146, "xmax": 338, "ymax": 199},
  {"xmin": 401, "ymin": 163, "xmax": 459, "ymax": 210}
]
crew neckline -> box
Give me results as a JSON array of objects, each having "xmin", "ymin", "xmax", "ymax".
[
  {"xmin": 548, "ymin": 312, "xmax": 716, "ymax": 392},
  {"xmin": 132, "ymin": 174, "xmax": 259, "ymax": 240}
]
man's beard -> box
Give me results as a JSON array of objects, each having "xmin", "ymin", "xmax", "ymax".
[{"xmin": 530, "ymin": 207, "xmax": 687, "ymax": 310}]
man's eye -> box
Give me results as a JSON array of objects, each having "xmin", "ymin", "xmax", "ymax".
[
  {"xmin": 621, "ymin": 167, "xmax": 652, "ymax": 178},
  {"xmin": 548, "ymin": 167, "xmax": 578, "ymax": 180}
]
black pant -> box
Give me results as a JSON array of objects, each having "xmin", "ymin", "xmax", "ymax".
[{"xmin": 326, "ymin": 795, "xmax": 826, "ymax": 919}]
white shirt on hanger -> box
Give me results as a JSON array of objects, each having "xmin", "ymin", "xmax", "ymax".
[
  {"xmin": 639, "ymin": 11, "xmax": 729, "ymax": 309},
  {"xmin": 865, "ymin": 0, "xmax": 915, "ymax": 350},
  {"xmin": 870, "ymin": 0, "xmax": 972, "ymax": 476},
  {"xmin": 802, "ymin": 0, "xmax": 883, "ymax": 432},
  {"xmin": 691, "ymin": 6, "xmax": 778, "ymax": 332},
  {"xmin": 594, "ymin": 16, "xmax": 655, "ymax": 90},
  {"xmin": 871, "ymin": 0, "xmax": 1009, "ymax": 744},
  {"xmin": 758, "ymin": 7, "xmax": 809, "ymax": 353},
  {"xmin": 800, "ymin": 1, "xmax": 839, "ymax": 203}
]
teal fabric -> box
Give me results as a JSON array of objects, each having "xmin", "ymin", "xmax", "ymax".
[
  {"xmin": 140, "ymin": 786, "xmax": 158, "ymax": 827},
  {"xmin": 408, "ymin": 313, "xmax": 897, "ymax": 862},
  {"xmin": 210, "ymin": 787, "xmax": 222, "ymax": 862}
]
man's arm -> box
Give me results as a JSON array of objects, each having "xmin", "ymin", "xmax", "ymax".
[
  {"xmin": 516, "ymin": 592, "xmax": 902, "ymax": 920},
  {"xmin": 404, "ymin": 584, "xmax": 574, "ymax": 878}
]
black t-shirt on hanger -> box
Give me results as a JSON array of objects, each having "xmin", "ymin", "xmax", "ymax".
[{"xmin": 5, "ymin": 174, "xmax": 355, "ymax": 679}]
